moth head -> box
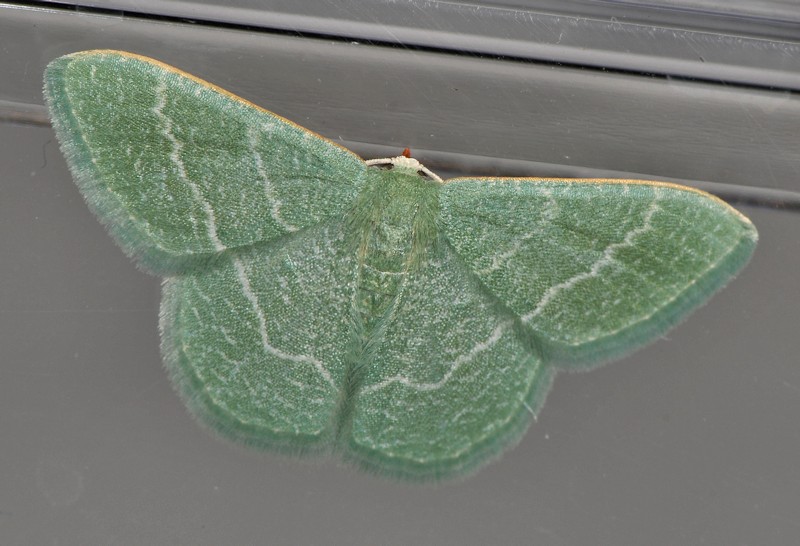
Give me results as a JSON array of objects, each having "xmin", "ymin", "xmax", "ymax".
[{"xmin": 365, "ymin": 155, "xmax": 443, "ymax": 183}]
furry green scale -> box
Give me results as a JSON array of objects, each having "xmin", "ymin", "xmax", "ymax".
[
  {"xmin": 44, "ymin": 50, "xmax": 758, "ymax": 481},
  {"xmin": 335, "ymin": 169, "xmax": 442, "ymax": 441},
  {"xmin": 348, "ymin": 168, "xmax": 440, "ymax": 322}
]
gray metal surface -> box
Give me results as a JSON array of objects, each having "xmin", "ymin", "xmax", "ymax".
[
  {"xmin": 1, "ymin": 3, "xmax": 798, "ymax": 545},
  {"xmin": 38, "ymin": 0, "xmax": 800, "ymax": 89},
  {"xmin": 3, "ymin": 5, "xmax": 800, "ymax": 194}
]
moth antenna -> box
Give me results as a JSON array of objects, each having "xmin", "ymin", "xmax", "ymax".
[{"xmin": 364, "ymin": 155, "xmax": 443, "ymax": 183}]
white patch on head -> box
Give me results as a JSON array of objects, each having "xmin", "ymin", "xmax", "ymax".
[
  {"xmin": 365, "ymin": 155, "xmax": 443, "ymax": 183},
  {"xmin": 392, "ymin": 156, "xmax": 423, "ymax": 171}
]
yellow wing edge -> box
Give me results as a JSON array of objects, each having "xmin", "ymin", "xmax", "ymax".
[{"xmin": 443, "ymin": 176, "xmax": 755, "ymax": 226}]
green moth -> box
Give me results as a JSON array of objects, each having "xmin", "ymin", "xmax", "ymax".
[{"xmin": 44, "ymin": 50, "xmax": 758, "ymax": 480}]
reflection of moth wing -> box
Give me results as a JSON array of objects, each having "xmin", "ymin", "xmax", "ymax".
[
  {"xmin": 44, "ymin": 50, "xmax": 366, "ymax": 273},
  {"xmin": 161, "ymin": 223, "xmax": 357, "ymax": 453},
  {"xmin": 348, "ymin": 237, "xmax": 554, "ymax": 479},
  {"xmin": 440, "ymin": 178, "xmax": 758, "ymax": 369}
]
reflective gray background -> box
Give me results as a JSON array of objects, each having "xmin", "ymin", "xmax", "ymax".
[{"xmin": 1, "ymin": 3, "xmax": 798, "ymax": 544}]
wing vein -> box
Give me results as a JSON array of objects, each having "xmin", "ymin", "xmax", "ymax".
[
  {"xmin": 232, "ymin": 257, "xmax": 336, "ymax": 389},
  {"xmin": 522, "ymin": 193, "xmax": 661, "ymax": 323},
  {"xmin": 362, "ymin": 322, "xmax": 510, "ymax": 394},
  {"xmin": 152, "ymin": 78, "xmax": 226, "ymax": 251},
  {"xmin": 247, "ymin": 125, "xmax": 299, "ymax": 233}
]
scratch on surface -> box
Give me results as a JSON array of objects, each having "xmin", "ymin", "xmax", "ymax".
[{"xmin": 782, "ymin": 380, "xmax": 800, "ymax": 395}]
